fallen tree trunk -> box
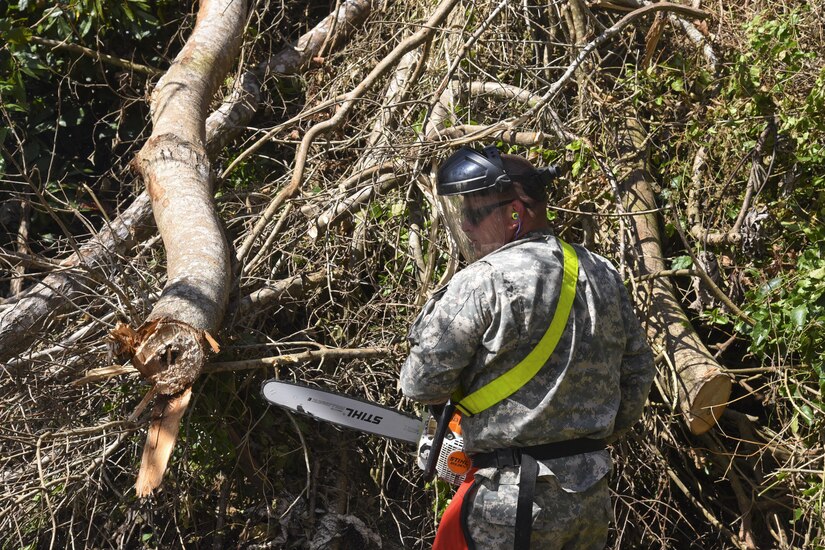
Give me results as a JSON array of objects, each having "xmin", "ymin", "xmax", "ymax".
[
  {"xmin": 120, "ymin": 0, "xmax": 246, "ymax": 497},
  {"xmin": 0, "ymin": 1, "xmax": 376, "ymax": 365},
  {"xmin": 617, "ymin": 114, "xmax": 731, "ymax": 435}
]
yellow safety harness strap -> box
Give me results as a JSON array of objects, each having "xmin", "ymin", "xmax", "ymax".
[{"xmin": 452, "ymin": 238, "xmax": 579, "ymax": 416}]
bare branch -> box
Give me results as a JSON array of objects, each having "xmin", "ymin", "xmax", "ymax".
[
  {"xmin": 235, "ymin": 0, "xmax": 461, "ymax": 264},
  {"xmin": 30, "ymin": 36, "xmax": 163, "ymax": 77}
]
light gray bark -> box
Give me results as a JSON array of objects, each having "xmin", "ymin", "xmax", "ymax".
[
  {"xmin": 127, "ymin": 0, "xmax": 247, "ymax": 497},
  {"xmin": 618, "ymin": 115, "xmax": 731, "ymax": 435},
  {"xmin": 0, "ymin": 0, "xmax": 376, "ymax": 363}
]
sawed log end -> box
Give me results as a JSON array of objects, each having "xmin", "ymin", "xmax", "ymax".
[{"xmin": 686, "ymin": 372, "xmax": 732, "ymax": 435}]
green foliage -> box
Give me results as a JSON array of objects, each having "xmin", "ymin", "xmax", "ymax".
[
  {"xmin": 1, "ymin": 1, "xmax": 168, "ymax": 104},
  {"xmin": 564, "ymin": 139, "xmax": 597, "ymax": 179},
  {"xmin": 425, "ymin": 478, "xmax": 454, "ymax": 519},
  {"xmin": 6, "ymin": 1, "xmax": 163, "ymax": 42},
  {"xmin": 621, "ymin": 53, "xmax": 712, "ymax": 112},
  {"xmin": 1, "ymin": 1, "xmax": 177, "ymax": 252},
  {"xmin": 730, "ymin": 10, "xmax": 825, "ymax": 417},
  {"xmin": 781, "ymin": 66, "xmax": 825, "ymax": 198},
  {"xmin": 737, "ymin": 241, "xmax": 825, "ymax": 403},
  {"xmin": 614, "ymin": 7, "xmax": 824, "ymax": 543},
  {"xmin": 737, "ymin": 11, "xmax": 814, "ymax": 96},
  {"xmin": 670, "ymin": 255, "xmax": 692, "ymax": 270}
]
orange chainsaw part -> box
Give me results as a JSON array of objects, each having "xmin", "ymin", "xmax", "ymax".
[
  {"xmin": 446, "ymin": 450, "xmax": 472, "ymax": 475},
  {"xmin": 444, "ymin": 411, "xmax": 470, "ymax": 476},
  {"xmin": 448, "ymin": 411, "xmax": 462, "ymax": 435}
]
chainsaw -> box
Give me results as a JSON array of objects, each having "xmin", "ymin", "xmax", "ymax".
[{"xmin": 261, "ymin": 379, "xmax": 471, "ymax": 486}]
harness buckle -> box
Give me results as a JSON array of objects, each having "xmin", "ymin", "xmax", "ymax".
[{"xmin": 494, "ymin": 447, "xmax": 521, "ymax": 467}]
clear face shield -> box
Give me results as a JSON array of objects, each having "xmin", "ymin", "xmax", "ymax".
[
  {"xmin": 440, "ymin": 192, "xmax": 517, "ymax": 262},
  {"xmin": 435, "ymin": 145, "xmax": 554, "ymax": 263}
]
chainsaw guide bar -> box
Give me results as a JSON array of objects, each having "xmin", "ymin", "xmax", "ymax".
[{"xmin": 261, "ymin": 379, "xmax": 422, "ymax": 444}]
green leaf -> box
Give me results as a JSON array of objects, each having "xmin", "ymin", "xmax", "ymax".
[
  {"xmin": 751, "ymin": 322, "xmax": 770, "ymax": 349},
  {"xmin": 808, "ymin": 266, "xmax": 825, "ymax": 280},
  {"xmin": 79, "ymin": 15, "xmax": 93, "ymax": 37},
  {"xmin": 790, "ymin": 305, "xmax": 808, "ymax": 328},
  {"xmin": 571, "ymin": 157, "xmax": 583, "ymax": 177},
  {"xmin": 2, "ymin": 102, "xmax": 27, "ymax": 113},
  {"xmin": 671, "ymin": 255, "xmax": 693, "ymax": 270},
  {"xmin": 706, "ymin": 308, "xmax": 732, "ymax": 326},
  {"xmin": 799, "ymin": 404, "xmax": 814, "ymax": 426},
  {"xmin": 2, "ymin": 26, "xmax": 32, "ymax": 46},
  {"xmin": 122, "ymin": 2, "xmax": 136, "ymax": 21}
]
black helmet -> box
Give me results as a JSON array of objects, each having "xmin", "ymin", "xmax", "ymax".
[
  {"xmin": 436, "ymin": 145, "xmax": 561, "ymax": 197},
  {"xmin": 436, "ymin": 146, "xmax": 511, "ymax": 196}
]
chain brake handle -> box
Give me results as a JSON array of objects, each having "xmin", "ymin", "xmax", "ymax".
[{"xmin": 422, "ymin": 400, "xmax": 456, "ymax": 482}]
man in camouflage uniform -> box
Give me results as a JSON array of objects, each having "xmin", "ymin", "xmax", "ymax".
[{"xmin": 400, "ymin": 146, "xmax": 655, "ymax": 549}]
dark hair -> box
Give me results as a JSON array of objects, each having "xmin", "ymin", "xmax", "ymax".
[{"xmin": 501, "ymin": 154, "xmax": 549, "ymax": 203}]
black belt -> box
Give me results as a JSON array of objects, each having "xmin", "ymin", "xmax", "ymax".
[
  {"xmin": 470, "ymin": 438, "xmax": 606, "ymax": 550},
  {"xmin": 471, "ymin": 438, "xmax": 606, "ymax": 469}
]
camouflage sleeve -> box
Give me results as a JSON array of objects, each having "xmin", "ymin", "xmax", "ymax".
[
  {"xmin": 399, "ymin": 270, "xmax": 491, "ymax": 404},
  {"xmin": 611, "ymin": 274, "xmax": 656, "ymax": 439}
]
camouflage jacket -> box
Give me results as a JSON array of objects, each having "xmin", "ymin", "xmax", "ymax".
[{"xmin": 400, "ymin": 230, "xmax": 655, "ymax": 490}]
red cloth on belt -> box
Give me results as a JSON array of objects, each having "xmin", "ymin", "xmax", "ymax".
[{"xmin": 432, "ymin": 470, "xmax": 476, "ymax": 550}]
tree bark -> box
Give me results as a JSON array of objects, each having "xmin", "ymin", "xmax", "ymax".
[
  {"xmin": 124, "ymin": 0, "xmax": 246, "ymax": 497},
  {"xmin": 617, "ymin": 114, "xmax": 731, "ymax": 435},
  {"xmin": 0, "ymin": 194, "xmax": 154, "ymax": 362},
  {"xmin": 0, "ymin": 0, "xmax": 376, "ymax": 364}
]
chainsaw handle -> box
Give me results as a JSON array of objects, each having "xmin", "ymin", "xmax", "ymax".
[
  {"xmin": 423, "ymin": 400, "xmax": 456, "ymax": 482},
  {"xmin": 428, "ymin": 403, "xmax": 446, "ymax": 417}
]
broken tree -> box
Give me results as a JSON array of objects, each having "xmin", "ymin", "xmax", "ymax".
[{"xmin": 114, "ymin": 0, "xmax": 245, "ymax": 497}]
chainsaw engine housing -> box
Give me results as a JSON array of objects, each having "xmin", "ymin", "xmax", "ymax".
[{"xmin": 417, "ymin": 413, "xmax": 471, "ymax": 486}]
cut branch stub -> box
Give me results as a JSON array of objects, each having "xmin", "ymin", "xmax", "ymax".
[{"xmin": 109, "ymin": 317, "xmax": 219, "ymax": 498}]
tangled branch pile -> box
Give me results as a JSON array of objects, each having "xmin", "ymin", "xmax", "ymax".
[{"xmin": 1, "ymin": 0, "xmax": 823, "ymax": 548}]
